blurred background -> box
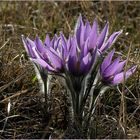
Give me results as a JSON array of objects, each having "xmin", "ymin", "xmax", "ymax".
[{"xmin": 0, "ymin": 1, "xmax": 140, "ymax": 139}]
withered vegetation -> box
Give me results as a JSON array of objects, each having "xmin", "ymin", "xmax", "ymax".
[{"xmin": 0, "ymin": 1, "xmax": 140, "ymax": 139}]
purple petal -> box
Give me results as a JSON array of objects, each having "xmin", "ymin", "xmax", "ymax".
[
  {"xmin": 22, "ymin": 35, "xmax": 36, "ymax": 58},
  {"xmin": 112, "ymin": 66, "xmax": 137, "ymax": 85},
  {"xmin": 44, "ymin": 34, "xmax": 51, "ymax": 48},
  {"xmin": 69, "ymin": 40, "xmax": 77, "ymax": 57},
  {"xmin": 67, "ymin": 55, "xmax": 78, "ymax": 75},
  {"xmin": 79, "ymin": 22, "xmax": 86, "ymax": 49},
  {"xmin": 53, "ymin": 37, "xmax": 61, "ymax": 57},
  {"xmin": 67, "ymin": 36, "xmax": 78, "ymax": 61},
  {"xmin": 75, "ymin": 14, "xmax": 82, "ymax": 33},
  {"xmin": 80, "ymin": 37, "xmax": 89, "ymax": 58},
  {"xmin": 80, "ymin": 53, "xmax": 91, "ymax": 74},
  {"xmin": 67, "ymin": 36, "xmax": 72, "ymax": 52},
  {"xmin": 26, "ymin": 37, "xmax": 42, "ymax": 59},
  {"xmin": 32, "ymin": 58, "xmax": 55, "ymax": 72},
  {"xmin": 88, "ymin": 19, "xmax": 98, "ymax": 50},
  {"xmin": 75, "ymin": 15, "xmax": 83, "ymax": 47},
  {"xmin": 60, "ymin": 33, "xmax": 68, "ymax": 60},
  {"xmin": 66, "ymin": 36, "xmax": 72, "ymax": 60},
  {"xmin": 54, "ymin": 36, "xmax": 61, "ymax": 50},
  {"xmin": 48, "ymin": 46, "xmax": 60, "ymax": 58},
  {"xmin": 100, "ymin": 30, "xmax": 123, "ymax": 52},
  {"xmin": 60, "ymin": 33, "xmax": 67, "ymax": 48},
  {"xmin": 101, "ymin": 49, "xmax": 115, "ymax": 73},
  {"xmin": 35, "ymin": 36, "xmax": 47, "ymax": 54},
  {"xmin": 51, "ymin": 34, "xmax": 58, "ymax": 49},
  {"xmin": 97, "ymin": 22, "xmax": 109, "ymax": 49},
  {"xmin": 112, "ymin": 72, "xmax": 124, "ymax": 85},
  {"xmin": 46, "ymin": 49, "xmax": 63, "ymax": 70},
  {"xmin": 103, "ymin": 57, "xmax": 120, "ymax": 77},
  {"xmin": 26, "ymin": 37, "xmax": 36, "ymax": 48},
  {"xmin": 114, "ymin": 60, "xmax": 126, "ymax": 74},
  {"xmin": 127, "ymin": 66, "xmax": 137, "ymax": 74},
  {"xmin": 84, "ymin": 21, "xmax": 91, "ymax": 40}
]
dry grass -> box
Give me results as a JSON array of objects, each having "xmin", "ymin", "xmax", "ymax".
[{"xmin": 0, "ymin": 1, "xmax": 140, "ymax": 139}]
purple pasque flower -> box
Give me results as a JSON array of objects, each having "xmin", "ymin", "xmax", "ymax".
[
  {"xmin": 22, "ymin": 34, "xmax": 64, "ymax": 73},
  {"xmin": 100, "ymin": 49, "xmax": 137, "ymax": 85},
  {"xmin": 75, "ymin": 15, "xmax": 122, "ymax": 53},
  {"xmin": 66, "ymin": 35, "xmax": 97, "ymax": 76}
]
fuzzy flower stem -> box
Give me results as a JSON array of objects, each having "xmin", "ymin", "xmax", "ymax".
[
  {"xmin": 65, "ymin": 74, "xmax": 76, "ymax": 121},
  {"xmin": 84, "ymin": 85, "xmax": 109, "ymax": 131},
  {"xmin": 43, "ymin": 77, "xmax": 48, "ymax": 108},
  {"xmin": 80, "ymin": 57, "xmax": 102, "ymax": 115}
]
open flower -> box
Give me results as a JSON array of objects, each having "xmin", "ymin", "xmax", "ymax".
[
  {"xmin": 100, "ymin": 49, "xmax": 137, "ymax": 85},
  {"xmin": 22, "ymin": 34, "xmax": 65, "ymax": 73},
  {"xmin": 67, "ymin": 37, "xmax": 97, "ymax": 76},
  {"xmin": 75, "ymin": 15, "xmax": 122, "ymax": 53},
  {"xmin": 54, "ymin": 33, "xmax": 98, "ymax": 76}
]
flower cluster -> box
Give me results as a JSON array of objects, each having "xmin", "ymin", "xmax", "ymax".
[
  {"xmin": 22, "ymin": 15, "xmax": 136, "ymax": 138},
  {"xmin": 23, "ymin": 16, "xmax": 135, "ymax": 85}
]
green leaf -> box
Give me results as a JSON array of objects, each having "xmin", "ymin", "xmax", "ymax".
[{"xmin": 32, "ymin": 75, "xmax": 37, "ymax": 83}]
